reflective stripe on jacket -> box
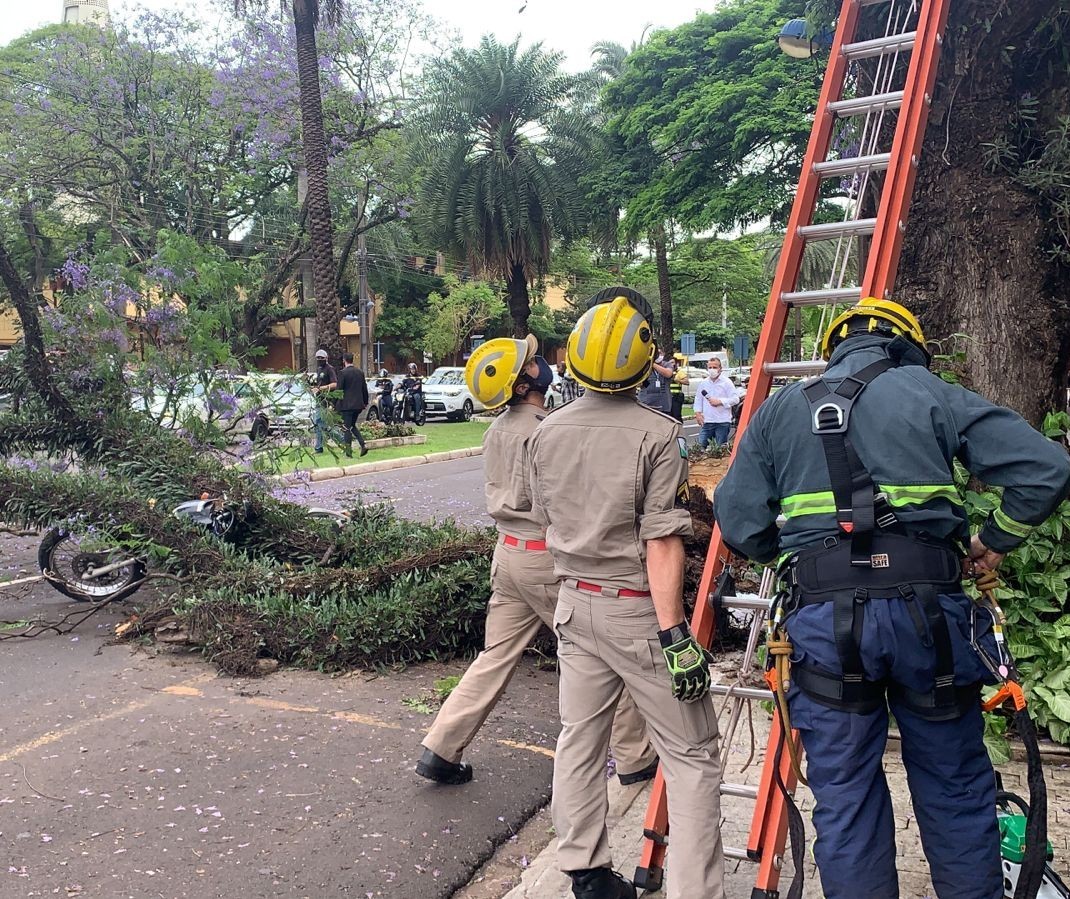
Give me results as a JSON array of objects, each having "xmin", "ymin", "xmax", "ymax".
[{"xmin": 714, "ymin": 335, "xmax": 1070, "ymax": 564}]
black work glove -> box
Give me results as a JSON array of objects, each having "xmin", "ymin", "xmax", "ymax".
[{"xmin": 658, "ymin": 622, "xmax": 713, "ymax": 703}]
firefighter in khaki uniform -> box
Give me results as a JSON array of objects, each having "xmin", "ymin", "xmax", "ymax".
[
  {"xmin": 529, "ymin": 289, "xmax": 725, "ymax": 899},
  {"xmin": 416, "ymin": 335, "xmax": 658, "ymax": 787}
]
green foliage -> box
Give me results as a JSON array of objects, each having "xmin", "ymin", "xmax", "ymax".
[
  {"xmin": 408, "ymin": 37, "xmax": 592, "ymax": 313},
  {"xmin": 434, "ymin": 674, "xmax": 462, "ymax": 700},
  {"xmin": 423, "ymin": 276, "xmax": 506, "ymax": 361},
  {"xmin": 960, "ymin": 466, "xmax": 1070, "ymax": 748},
  {"xmin": 602, "ymin": 0, "xmax": 823, "ymax": 233}
]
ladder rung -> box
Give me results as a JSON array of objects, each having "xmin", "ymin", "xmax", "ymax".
[
  {"xmin": 725, "ymin": 846, "xmax": 752, "ymax": 861},
  {"xmin": 798, "ymin": 218, "xmax": 876, "ymax": 241},
  {"xmin": 813, "ymin": 152, "xmax": 891, "ymax": 178},
  {"xmin": 781, "ymin": 287, "xmax": 862, "ymax": 306},
  {"xmin": 764, "ymin": 360, "xmax": 828, "ymax": 378},
  {"xmin": 710, "ymin": 684, "xmax": 770, "ymax": 701},
  {"xmin": 827, "ymin": 90, "xmax": 904, "ymax": 118},
  {"xmin": 716, "ymin": 594, "xmax": 771, "ymax": 612},
  {"xmin": 722, "ymin": 782, "xmax": 759, "ymax": 799},
  {"xmin": 842, "ymin": 31, "xmax": 916, "ymax": 61}
]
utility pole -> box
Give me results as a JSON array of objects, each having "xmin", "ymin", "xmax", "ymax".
[
  {"xmin": 357, "ymin": 232, "xmax": 370, "ymax": 373},
  {"xmin": 721, "ymin": 283, "xmax": 728, "ymax": 329},
  {"xmin": 297, "ymin": 169, "xmax": 316, "ymax": 372}
]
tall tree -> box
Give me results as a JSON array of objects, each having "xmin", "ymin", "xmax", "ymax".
[
  {"xmin": 410, "ymin": 37, "xmax": 589, "ymax": 336},
  {"xmin": 235, "ymin": 0, "xmax": 345, "ymax": 363},
  {"xmin": 889, "ymin": 0, "xmax": 1070, "ymax": 423},
  {"xmin": 586, "ymin": 39, "xmax": 678, "ymax": 344}
]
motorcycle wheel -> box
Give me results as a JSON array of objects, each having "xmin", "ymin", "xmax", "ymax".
[
  {"xmin": 37, "ymin": 528, "xmax": 146, "ymax": 602},
  {"xmin": 415, "ymin": 407, "xmax": 426, "ymax": 426},
  {"xmin": 366, "ymin": 406, "xmax": 379, "ymax": 423}
]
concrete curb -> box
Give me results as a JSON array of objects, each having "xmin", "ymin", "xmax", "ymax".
[
  {"xmin": 295, "ymin": 445, "xmax": 484, "ymax": 482},
  {"xmin": 502, "ymin": 779, "xmax": 652, "ymax": 899}
]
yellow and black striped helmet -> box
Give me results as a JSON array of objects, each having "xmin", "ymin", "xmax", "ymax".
[
  {"xmin": 820, "ymin": 297, "xmax": 926, "ymax": 360},
  {"xmin": 464, "ymin": 334, "xmax": 538, "ymax": 410}
]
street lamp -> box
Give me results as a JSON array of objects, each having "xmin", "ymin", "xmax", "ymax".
[{"xmin": 777, "ymin": 18, "xmax": 833, "ymax": 59}]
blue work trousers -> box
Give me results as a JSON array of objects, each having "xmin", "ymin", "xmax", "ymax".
[
  {"xmin": 698, "ymin": 421, "xmax": 731, "ymax": 448},
  {"xmin": 786, "ymin": 591, "xmax": 1002, "ymax": 899}
]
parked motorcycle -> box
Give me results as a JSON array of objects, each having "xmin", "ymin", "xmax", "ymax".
[
  {"xmin": 39, "ymin": 497, "xmax": 348, "ymax": 603},
  {"xmin": 393, "ymin": 382, "xmax": 426, "ymax": 426}
]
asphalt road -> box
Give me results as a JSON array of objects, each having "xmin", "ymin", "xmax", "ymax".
[
  {"xmin": 0, "ymin": 496, "xmax": 558, "ymax": 898},
  {"xmin": 296, "ymin": 418, "xmax": 701, "ymax": 522}
]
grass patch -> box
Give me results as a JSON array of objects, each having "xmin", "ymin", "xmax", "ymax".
[
  {"xmin": 0, "ymin": 620, "xmax": 32, "ymax": 631},
  {"xmin": 274, "ymin": 421, "xmax": 489, "ymax": 473}
]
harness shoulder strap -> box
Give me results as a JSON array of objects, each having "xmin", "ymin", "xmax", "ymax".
[{"xmin": 801, "ymin": 357, "xmax": 898, "ymax": 566}]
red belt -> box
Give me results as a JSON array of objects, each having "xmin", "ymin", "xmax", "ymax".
[
  {"xmin": 500, "ymin": 534, "xmax": 547, "ymax": 551},
  {"xmin": 574, "ymin": 579, "xmax": 652, "ymax": 598}
]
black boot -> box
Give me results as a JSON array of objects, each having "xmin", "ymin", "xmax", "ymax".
[
  {"xmin": 415, "ymin": 748, "xmax": 473, "ymax": 785},
  {"xmin": 569, "ymin": 867, "xmax": 637, "ymax": 899},
  {"xmin": 618, "ymin": 756, "xmax": 659, "ymax": 786}
]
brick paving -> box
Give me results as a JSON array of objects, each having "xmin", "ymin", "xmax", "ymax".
[{"xmin": 500, "ymin": 678, "xmax": 1070, "ymax": 899}]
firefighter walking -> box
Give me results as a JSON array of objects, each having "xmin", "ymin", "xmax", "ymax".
[
  {"xmin": 530, "ymin": 288, "xmax": 725, "ymax": 899},
  {"xmin": 715, "ymin": 298, "xmax": 1070, "ymax": 899},
  {"xmin": 417, "ymin": 335, "xmax": 658, "ymax": 787}
]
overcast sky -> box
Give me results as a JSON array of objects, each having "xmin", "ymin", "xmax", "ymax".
[{"xmin": 1, "ymin": 0, "xmax": 711, "ymax": 71}]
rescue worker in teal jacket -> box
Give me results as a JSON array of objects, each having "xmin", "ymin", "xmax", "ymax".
[{"xmin": 714, "ymin": 298, "xmax": 1070, "ymax": 899}]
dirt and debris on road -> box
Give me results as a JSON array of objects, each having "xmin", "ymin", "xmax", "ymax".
[{"xmin": 0, "ymin": 530, "xmax": 561, "ymax": 899}]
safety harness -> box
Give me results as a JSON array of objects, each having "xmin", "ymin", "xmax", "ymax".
[{"xmin": 783, "ymin": 351, "xmax": 976, "ymax": 720}]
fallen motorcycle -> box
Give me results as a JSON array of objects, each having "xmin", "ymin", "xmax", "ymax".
[{"xmin": 38, "ymin": 496, "xmax": 347, "ymax": 603}]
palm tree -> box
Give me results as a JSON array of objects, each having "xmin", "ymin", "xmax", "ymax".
[
  {"xmin": 235, "ymin": 0, "xmax": 344, "ymax": 363},
  {"xmin": 411, "ymin": 38, "xmax": 589, "ymax": 336}
]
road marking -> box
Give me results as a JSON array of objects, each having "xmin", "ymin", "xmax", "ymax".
[
  {"xmin": 498, "ymin": 739, "xmax": 555, "ymax": 759},
  {"xmin": 0, "ymin": 672, "xmax": 213, "ymax": 764},
  {"xmin": 238, "ymin": 695, "xmax": 553, "ymax": 756}
]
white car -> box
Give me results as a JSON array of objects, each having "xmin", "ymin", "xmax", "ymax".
[{"xmin": 422, "ymin": 367, "xmax": 485, "ymax": 421}]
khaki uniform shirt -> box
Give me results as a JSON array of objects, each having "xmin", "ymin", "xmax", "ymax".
[
  {"xmin": 483, "ymin": 402, "xmax": 546, "ymax": 540},
  {"xmin": 529, "ymin": 391, "xmax": 693, "ymax": 591}
]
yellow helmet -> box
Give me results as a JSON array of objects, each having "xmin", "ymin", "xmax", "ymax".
[
  {"xmin": 567, "ymin": 289, "xmax": 654, "ymax": 393},
  {"xmin": 820, "ymin": 297, "xmax": 926, "ymax": 360},
  {"xmin": 464, "ymin": 334, "xmax": 538, "ymax": 410}
]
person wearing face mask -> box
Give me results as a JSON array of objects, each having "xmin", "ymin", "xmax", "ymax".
[
  {"xmin": 311, "ymin": 348, "xmax": 338, "ymax": 454},
  {"xmin": 694, "ymin": 358, "xmax": 738, "ymax": 448}
]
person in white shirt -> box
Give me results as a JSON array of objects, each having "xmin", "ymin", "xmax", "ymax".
[{"xmin": 694, "ymin": 358, "xmax": 738, "ymax": 448}]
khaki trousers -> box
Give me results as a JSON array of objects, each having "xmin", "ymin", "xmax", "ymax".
[
  {"xmin": 551, "ymin": 584, "xmax": 725, "ymax": 899},
  {"xmin": 423, "ymin": 542, "xmax": 655, "ymax": 775}
]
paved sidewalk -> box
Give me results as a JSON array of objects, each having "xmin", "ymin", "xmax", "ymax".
[{"xmin": 499, "ymin": 696, "xmax": 1070, "ymax": 899}]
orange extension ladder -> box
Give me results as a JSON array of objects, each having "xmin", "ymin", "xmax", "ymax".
[{"xmin": 632, "ymin": 0, "xmax": 954, "ymax": 894}]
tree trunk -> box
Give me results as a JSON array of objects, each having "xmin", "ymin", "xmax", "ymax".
[
  {"xmin": 0, "ymin": 235, "xmax": 75, "ymax": 422},
  {"xmin": 507, "ymin": 262, "xmax": 530, "ymax": 337},
  {"xmin": 653, "ymin": 226, "xmax": 674, "ymax": 348},
  {"xmin": 897, "ymin": 0, "xmax": 1070, "ymax": 426},
  {"xmin": 293, "ymin": 3, "xmax": 343, "ymax": 365}
]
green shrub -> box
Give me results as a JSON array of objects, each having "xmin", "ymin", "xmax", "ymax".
[{"xmin": 965, "ymin": 412, "xmax": 1070, "ymax": 750}]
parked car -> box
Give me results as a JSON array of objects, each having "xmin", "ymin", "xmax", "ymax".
[
  {"xmin": 138, "ymin": 372, "xmax": 319, "ymax": 442},
  {"xmin": 422, "ymin": 367, "xmax": 485, "ymax": 421}
]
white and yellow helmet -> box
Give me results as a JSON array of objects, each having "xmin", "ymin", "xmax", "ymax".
[
  {"xmin": 464, "ymin": 334, "xmax": 538, "ymax": 410},
  {"xmin": 567, "ymin": 288, "xmax": 655, "ymax": 393}
]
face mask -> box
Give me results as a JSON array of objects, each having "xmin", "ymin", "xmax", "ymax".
[
  {"xmin": 709, "ymin": 369, "xmax": 720, "ymax": 379},
  {"xmin": 317, "ymin": 359, "xmax": 326, "ymax": 367}
]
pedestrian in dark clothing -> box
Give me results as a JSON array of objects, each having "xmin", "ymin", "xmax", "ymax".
[
  {"xmin": 338, "ymin": 352, "xmax": 369, "ymax": 457},
  {"xmin": 312, "ymin": 348, "xmax": 338, "ymax": 453}
]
